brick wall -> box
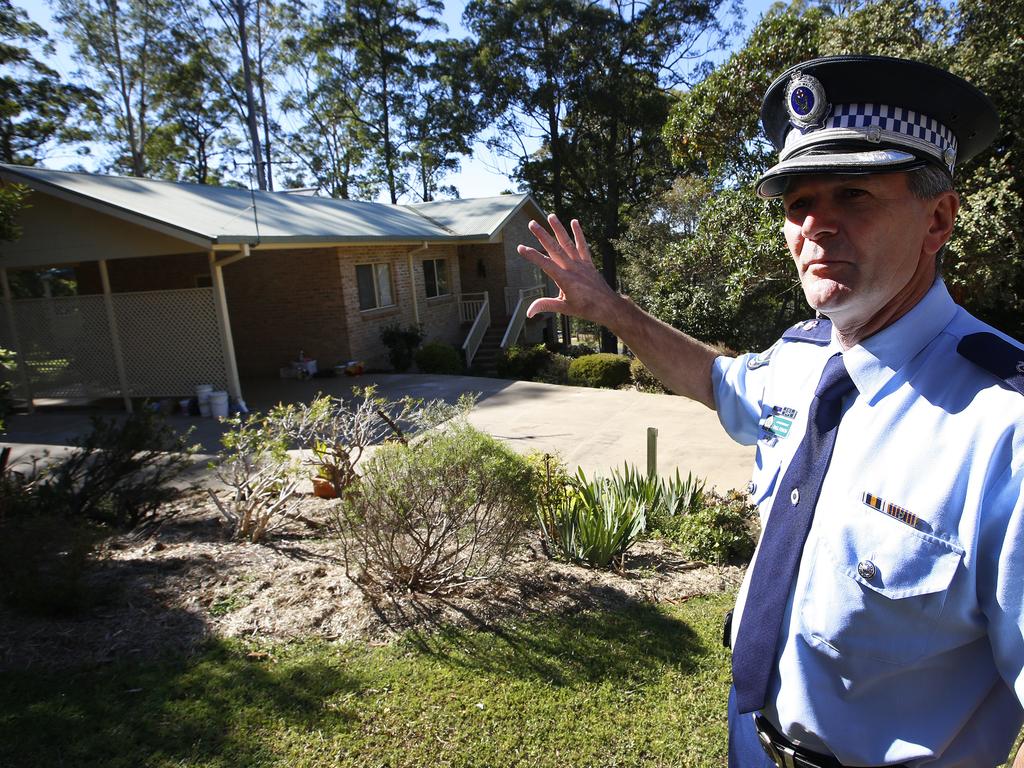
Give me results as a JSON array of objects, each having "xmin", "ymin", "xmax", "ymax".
[
  {"xmin": 75, "ymin": 252, "xmax": 210, "ymax": 294},
  {"xmin": 456, "ymin": 243, "xmax": 505, "ymax": 321},
  {"xmin": 339, "ymin": 243, "xmax": 462, "ymax": 369},
  {"xmin": 223, "ymin": 248, "xmax": 350, "ymax": 377}
]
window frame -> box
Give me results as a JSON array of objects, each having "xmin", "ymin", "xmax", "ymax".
[
  {"xmin": 422, "ymin": 257, "xmax": 450, "ymax": 299},
  {"xmin": 355, "ymin": 261, "xmax": 396, "ymax": 311}
]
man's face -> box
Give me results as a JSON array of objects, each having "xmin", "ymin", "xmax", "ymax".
[{"xmin": 782, "ymin": 172, "xmax": 948, "ymax": 336}]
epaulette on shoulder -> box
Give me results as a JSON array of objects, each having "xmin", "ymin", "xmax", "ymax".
[
  {"xmin": 957, "ymin": 332, "xmax": 1024, "ymax": 396},
  {"xmin": 781, "ymin": 317, "xmax": 833, "ymax": 346}
]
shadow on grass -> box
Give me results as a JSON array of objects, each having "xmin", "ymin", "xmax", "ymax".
[
  {"xmin": 399, "ymin": 595, "xmax": 707, "ymax": 687},
  {"xmin": 0, "ymin": 639, "xmax": 364, "ymax": 768}
]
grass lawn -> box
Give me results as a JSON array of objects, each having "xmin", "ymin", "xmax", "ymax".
[{"xmin": 0, "ymin": 593, "xmax": 734, "ymax": 768}]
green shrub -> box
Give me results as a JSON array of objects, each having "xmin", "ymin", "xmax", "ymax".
[
  {"xmin": 380, "ymin": 323, "xmax": 424, "ymax": 372},
  {"xmin": 630, "ymin": 357, "xmax": 669, "ymax": 393},
  {"xmin": 337, "ymin": 422, "xmax": 534, "ymax": 594},
  {"xmin": 496, "ymin": 344, "xmax": 552, "ymax": 380},
  {"xmin": 415, "ymin": 342, "xmax": 463, "ymax": 374},
  {"xmin": 536, "ymin": 467, "xmax": 645, "ymax": 570},
  {"xmin": 606, "ymin": 464, "xmax": 706, "ymax": 537},
  {"xmin": 0, "ymin": 513, "xmax": 103, "ymax": 616},
  {"xmin": 564, "ymin": 343, "xmax": 597, "ymax": 358},
  {"xmin": 567, "ymin": 353, "xmax": 632, "ymax": 389},
  {"xmin": 534, "ymin": 353, "xmax": 571, "ymax": 384},
  {"xmin": 34, "ymin": 408, "xmax": 198, "ymax": 530},
  {"xmin": 671, "ymin": 489, "xmax": 758, "ymax": 565}
]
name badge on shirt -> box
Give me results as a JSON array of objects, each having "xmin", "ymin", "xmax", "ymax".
[{"xmin": 759, "ymin": 405, "xmax": 798, "ymax": 445}]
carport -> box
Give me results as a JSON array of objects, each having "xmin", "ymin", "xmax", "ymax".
[{"xmin": 0, "ymin": 164, "xmax": 472, "ymax": 411}]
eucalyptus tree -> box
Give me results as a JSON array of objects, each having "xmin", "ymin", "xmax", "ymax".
[
  {"xmin": 0, "ymin": 0, "xmax": 87, "ymax": 164},
  {"xmin": 174, "ymin": 0, "xmax": 294, "ymax": 190},
  {"xmin": 149, "ymin": 29, "xmax": 235, "ymax": 184},
  {"xmin": 53, "ymin": 0, "xmax": 175, "ymax": 176},
  {"xmin": 326, "ymin": 0, "xmax": 447, "ymax": 203},
  {"xmin": 402, "ymin": 38, "xmax": 482, "ymax": 201},
  {"xmin": 277, "ymin": 7, "xmax": 378, "ymax": 198},
  {"xmin": 466, "ymin": 0, "xmax": 735, "ymax": 351}
]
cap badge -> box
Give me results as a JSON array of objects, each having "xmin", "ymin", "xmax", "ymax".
[{"xmin": 786, "ymin": 72, "xmax": 829, "ymax": 129}]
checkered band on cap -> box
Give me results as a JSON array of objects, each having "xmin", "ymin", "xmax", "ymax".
[{"xmin": 781, "ymin": 102, "xmax": 958, "ymax": 172}]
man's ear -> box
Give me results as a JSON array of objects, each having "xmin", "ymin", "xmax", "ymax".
[{"xmin": 923, "ymin": 190, "xmax": 960, "ymax": 258}]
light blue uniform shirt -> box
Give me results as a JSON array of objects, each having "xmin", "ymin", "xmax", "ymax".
[{"xmin": 713, "ymin": 280, "xmax": 1024, "ymax": 767}]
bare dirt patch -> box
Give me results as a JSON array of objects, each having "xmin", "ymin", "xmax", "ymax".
[{"xmin": 0, "ymin": 491, "xmax": 743, "ymax": 672}]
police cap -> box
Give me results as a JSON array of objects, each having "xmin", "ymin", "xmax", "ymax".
[{"xmin": 756, "ymin": 55, "xmax": 1000, "ymax": 198}]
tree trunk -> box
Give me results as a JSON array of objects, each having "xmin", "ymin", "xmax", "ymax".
[
  {"xmin": 254, "ymin": 0, "xmax": 273, "ymax": 190},
  {"xmin": 598, "ymin": 122, "xmax": 621, "ymax": 354},
  {"xmin": 233, "ymin": 0, "xmax": 267, "ymax": 190}
]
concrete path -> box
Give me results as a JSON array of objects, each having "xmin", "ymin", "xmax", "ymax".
[{"xmin": 1, "ymin": 374, "xmax": 755, "ymax": 492}]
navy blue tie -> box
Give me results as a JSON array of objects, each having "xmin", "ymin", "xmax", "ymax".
[{"xmin": 732, "ymin": 353, "xmax": 856, "ymax": 714}]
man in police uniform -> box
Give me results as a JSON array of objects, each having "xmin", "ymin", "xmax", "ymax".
[{"xmin": 517, "ymin": 55, "xmax": 1024, "ymax": 767}]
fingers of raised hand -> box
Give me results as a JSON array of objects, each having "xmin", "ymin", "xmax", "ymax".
[
  {"xmin": 526, "ymin": 219, "xmax": 571, "ymax": 267},
  {"xmin": 526, "ymin": 296, "xmax": 564, "ymax": 318},
  {"xmin": 517, "ymin": 243, "xmax": 567, "ymax": 278},
  {"xmin": 569, "ymin": 219, "xmax": 591, "ymax": 260}
]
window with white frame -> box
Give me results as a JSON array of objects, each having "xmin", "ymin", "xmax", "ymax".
[
  {"xmin": 356, "ymin": 262, "xmax": 395, "ymax": 310},
  {"xmin": 422, "ymin": 257, "xmax": 449, "ymax": 298}
]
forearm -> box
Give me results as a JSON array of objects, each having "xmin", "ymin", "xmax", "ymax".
[
  {"xmin": 599, "ymin": 293, "xmax": 719, "ymax": 409},
  {"xmin": 1013, "ymin": 741, "xmax": 1024, "ymax": 768}
]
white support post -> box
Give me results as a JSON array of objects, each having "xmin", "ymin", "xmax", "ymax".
[
  {"xmin": 0, "ymin": 267, "xmax": 35, "ymax": 413},
  {"xmin": 98, "ymin": 259, "xmax": 133, "ymax": 413},
  {"xmin": 210, "ymin": 249, "xmax": 244, "ymax": 402}
]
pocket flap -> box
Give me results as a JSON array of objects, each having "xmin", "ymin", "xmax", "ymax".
[{"xmin": 823, "ymin": 513, "xmax": 964, "ymax": 600}]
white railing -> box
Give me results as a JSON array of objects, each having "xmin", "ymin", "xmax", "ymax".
[
  {"xmin": 461, "ymin": 291, "xmax": 490, "ymax": 367},
  {"xmin": 500, "ymin": 285, "xmax": 546, "ymax": 349},
  {"xmin": 459, "ymin": 292, "xmax": 488, "ymax": 323}
]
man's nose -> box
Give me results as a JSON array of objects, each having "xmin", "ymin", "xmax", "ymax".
[{"xmin": 801, "ymin": 204, "xmax": 839, "ymax": 239}]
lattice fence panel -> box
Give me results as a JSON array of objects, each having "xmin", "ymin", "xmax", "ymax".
[
  {"xmin": 112, "ymin": 288, "xmax": 227, "ymax": 396},
  {"xmin": 0, "ymin": 295, "xmax": 121, "ymax": 399}
]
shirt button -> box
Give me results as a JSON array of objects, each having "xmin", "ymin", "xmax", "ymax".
[
  {"xmin": 857, "ymin": 560, "xmax": 877, "ymax": 580},
  {"xmin": 790, "ymin": 488, "xmax": 800, "ymax": 505}
]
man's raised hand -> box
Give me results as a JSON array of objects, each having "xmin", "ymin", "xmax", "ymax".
[{"xmin": 516, "ymin": 214, "xmax": 621, "ymax": 324}]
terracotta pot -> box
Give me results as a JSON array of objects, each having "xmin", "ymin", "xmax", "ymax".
[{"xmin": 312, "ymin": 476, "xmax": 336, "ymax": 499}]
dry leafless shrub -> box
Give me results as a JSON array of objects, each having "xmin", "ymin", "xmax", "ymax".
[
  {"xmin": 272, "ymin": 387, "xmax": 476, "ymax": 498},
  {"xmin": 208, "ymin": 412, "xmax": 300, "ymax": 542}
]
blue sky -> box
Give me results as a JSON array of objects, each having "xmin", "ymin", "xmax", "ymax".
[{"xmin": 15, "ymin": 0, "xmax": 780, "ymax": 198}]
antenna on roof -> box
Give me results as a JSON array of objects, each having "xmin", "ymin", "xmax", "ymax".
[{"xmin": 244, "ymin": 160, "xmax": 262, "ymax": 247}]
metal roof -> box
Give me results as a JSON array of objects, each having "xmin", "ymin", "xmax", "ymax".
[{"xmin": 0, "ymin": 164, "xmax": 539, "ymax": 247}]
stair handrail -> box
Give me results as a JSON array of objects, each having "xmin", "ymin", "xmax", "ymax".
[
  {"xmin": 459, "ymin": 292, "xmax": 488, "ymax": 323},
  {"xmin": 461, "ymin": 291, "xmax": 490, "ymax": 367},
  {"xmin": 500, "ymin": 284, "xmax": 545, "ymax": 349}
]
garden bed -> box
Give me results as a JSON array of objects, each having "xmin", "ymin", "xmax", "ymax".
[{"xmin": 0, "ymin": 490, "xmax": 743, "ymax": 673}]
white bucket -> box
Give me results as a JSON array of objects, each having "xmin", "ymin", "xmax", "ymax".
[
  {"xmin": 209, "ymin": 390, "xmax": 229, "ymax": 419},
  {"xmin": 195, "ymin": 384, "xmax": 213, "ymax": 418}
]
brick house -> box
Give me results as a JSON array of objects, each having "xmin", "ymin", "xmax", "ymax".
[{"xmin": 0, "ymin": 164, "xmax": 553, "ymax": 409}]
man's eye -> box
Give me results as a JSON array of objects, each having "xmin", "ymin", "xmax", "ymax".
[
  {"xmin": 785, "ymin": 199, "xmax": 808, "ymax": 214},
  {"xmin": 841, "ymin": 188, "xmax": 868, "ymax": 199}
]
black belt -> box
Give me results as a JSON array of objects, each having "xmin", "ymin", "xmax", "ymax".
[{"xmin": 753, "ymin": 715, "xmax": 908, "ymax": 768}]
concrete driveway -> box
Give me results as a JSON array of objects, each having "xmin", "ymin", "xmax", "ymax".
[{"xmin": 1, "ymin": 374, "xmax": 755, "ymax": 492}]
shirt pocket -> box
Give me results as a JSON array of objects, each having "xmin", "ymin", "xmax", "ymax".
[{"xmin": 800, "ymin": 504, "xmax": 964, "ymax": 666}]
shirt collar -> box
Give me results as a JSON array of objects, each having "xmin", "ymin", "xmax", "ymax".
[{"xmin": 835, "ymin": 279, "xmax": 957, "ymax": 404}]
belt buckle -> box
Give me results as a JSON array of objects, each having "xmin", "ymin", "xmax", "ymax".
[{"xmin": 754, "ymin": 715, "xmax": 802, "ymax": 768}]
